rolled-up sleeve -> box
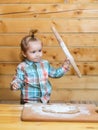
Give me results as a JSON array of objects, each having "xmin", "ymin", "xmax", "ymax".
[{"xmin": 48, "ymin": 63, "xmax": 67, "ymax": 78}]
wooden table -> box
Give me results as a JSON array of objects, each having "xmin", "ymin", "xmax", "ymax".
[{"xmin": 0, "ymin": 104, "xmax": 98, "ymax": 130}]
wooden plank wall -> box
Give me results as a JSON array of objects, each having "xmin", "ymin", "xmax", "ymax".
[
  {"xmin": 0, "ymin": 0, "xmax": 98, "ymax": 103},
  {"xmin": 69, "ymin": 0, "xmax": 98, "ymax": 3}
]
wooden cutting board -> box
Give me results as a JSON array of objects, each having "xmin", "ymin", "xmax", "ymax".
[{"xmin": 21, "ymin": 103, "xmax": 98, "ymax": 122}]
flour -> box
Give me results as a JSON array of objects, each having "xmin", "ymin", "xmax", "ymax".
[
  {"xmin": 42, "ymin": 104, "xmax": 80, "ymax": 114},
  {"xmin": 26, "ymin": 103, "xmax": 90, "ymax": 119}
]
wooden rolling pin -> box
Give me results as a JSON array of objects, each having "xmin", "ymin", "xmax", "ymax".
[{"xmin": 51, "ymin": 26, "xmax": 82, "ymax": 78}]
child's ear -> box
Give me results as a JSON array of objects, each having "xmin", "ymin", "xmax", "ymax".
[{"xmin": 22, "ymin": 51, "xmax": 26, "ymax": 58}]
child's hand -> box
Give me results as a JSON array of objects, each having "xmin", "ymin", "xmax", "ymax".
[
  {"xmin": 11, "ymin": 83, "xmax": 19, "ymax": 90},
  {"xmin": 63, "ymin": 58, "xmax": 70, "ymax": 71}
]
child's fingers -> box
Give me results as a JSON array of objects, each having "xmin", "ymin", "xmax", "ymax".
[
  {"xmin": 12, "ymin": 83, "xmax": 18, "ymax": 90},
  {"xmin": 67, "ymin": 59, "xmax": 70, "ymax": 65},
  {"xmin": 64, "ymin": 58, "xmax": 70, "ymax": 65}
]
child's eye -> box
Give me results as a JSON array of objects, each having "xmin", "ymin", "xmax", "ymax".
[
  {"xmin": 39, "ymin": 49, "xmax": 42, "ymax": 52},
  {"xmin": 32, "ymin": 51, "xmax": 36, "ymax": 53}
]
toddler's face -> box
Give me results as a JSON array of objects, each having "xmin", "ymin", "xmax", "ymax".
[{"xmin": 23, "ymin": 40, "xmax": 43, "ymax": 62}]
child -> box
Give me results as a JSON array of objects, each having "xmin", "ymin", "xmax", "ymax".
[{"xmin": 10, "ymin": 29, "xmax": 70, "ymax": 104}]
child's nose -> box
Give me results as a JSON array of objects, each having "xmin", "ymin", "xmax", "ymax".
[{"xmin": 36, "ymin": 52, "xmax": 40, "ymax": 56}]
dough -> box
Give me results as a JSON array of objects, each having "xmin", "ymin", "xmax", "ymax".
[{"xmin": 42, "ymin": 104, "xmax": 80, "ymax": 114}]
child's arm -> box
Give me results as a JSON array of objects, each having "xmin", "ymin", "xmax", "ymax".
[
  {"xmin": 48, "ymin": 59, "xmax": 70, "ymax": 78},
  {"xmin": 10, "ymin": 65, "xmax": 24, "ymax": 90}
]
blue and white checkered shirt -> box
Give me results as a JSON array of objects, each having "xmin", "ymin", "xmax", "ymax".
[{"xmin": 11, "ymin": 59, "xmax": 69, "ymax": 103}]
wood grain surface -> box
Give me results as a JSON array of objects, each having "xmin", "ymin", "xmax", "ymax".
[
  {"xmin": 21, "ymin": 103, "xmax": 98, "ymax": 122},
  {"xmin": 0, "ymin": 1, "xmax": 98, "ymax": 102},
  {"xmin": 0, "ymin": 104, "xmax": 98, "ymax": 130}
]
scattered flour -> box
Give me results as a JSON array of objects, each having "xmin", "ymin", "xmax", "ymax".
[
  {"xmin": 25, "ymin": 103, "xmax": 90, "ymax": 119},
  {"xmin": 42, "ymin": 104, "xmax": 80, "ymax": 114}
]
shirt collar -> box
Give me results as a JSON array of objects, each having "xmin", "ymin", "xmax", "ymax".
[{"xmin": 25, "ymin": 59, "xmax": 40, "ymax": 66}]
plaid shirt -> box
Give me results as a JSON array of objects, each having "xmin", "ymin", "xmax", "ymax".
[{"xmin": 11, "ymin": 59, "xmax": 69, "ymax": 103}]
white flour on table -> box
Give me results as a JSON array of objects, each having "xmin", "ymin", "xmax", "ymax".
[
  {"xmin": 42, "ymin": 104, "xmax": 79, "ymax": 114},
  {"xmin": 25, "ymin": 103, "xmax": 90, "ymax": 118}
]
